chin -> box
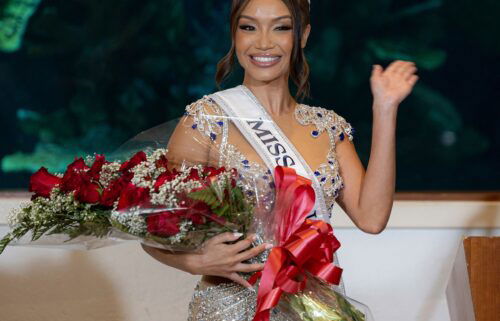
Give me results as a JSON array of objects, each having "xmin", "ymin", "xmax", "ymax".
[{"xmin": 245, "ymin": 69, "xmax": 288, "ymax": 84}]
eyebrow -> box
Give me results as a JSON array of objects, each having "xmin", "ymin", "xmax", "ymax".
[{"xmin": 239, "ymin": 15, "xmax": 292, "ymax": 21}]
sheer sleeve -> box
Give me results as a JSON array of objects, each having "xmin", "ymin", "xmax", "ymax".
[
  {"xmin": 326, "ymin": 109, "xmax": 354, "ymax": 144},
  {"xmin": 166, "ymin": 95, "xmax": 226, "ymax": 169},
  {"xmin": 295, "ymin": 104, "xmax": 354, "ymax": 145}
]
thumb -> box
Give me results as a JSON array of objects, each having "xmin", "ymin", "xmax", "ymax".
[{"xmin": 372, "ymin": 64, "xmax": 382, "ymax": 76}]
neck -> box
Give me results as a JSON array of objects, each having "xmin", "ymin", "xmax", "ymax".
[{"xmin": 242, "ymin": 75, "xmax": 296, "ymax": 116}]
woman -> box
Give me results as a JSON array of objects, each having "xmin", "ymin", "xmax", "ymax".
[{"xmin": 142, "ymin": 0, "xmax": 418, "ymax": 319}]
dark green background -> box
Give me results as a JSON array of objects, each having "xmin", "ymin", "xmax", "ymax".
[{"xmin": 0, "ymin": 0, "xmax": 498, "ymax": 190}]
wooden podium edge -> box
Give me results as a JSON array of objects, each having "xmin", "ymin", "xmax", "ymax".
[{"xmin": 446, "ymin": 241, "xmax": 476, "ymax": 321}]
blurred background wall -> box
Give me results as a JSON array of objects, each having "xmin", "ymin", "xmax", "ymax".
[{"xmin": 0, "ymin": 0, "xmax": 499, "ymax": 191}]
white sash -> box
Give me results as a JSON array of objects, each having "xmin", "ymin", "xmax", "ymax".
[
  {"xmin": 210, "ymin": 85, "xmax": 347, "ymax": 295},
  {"xmin": 209, "ymin": 85, "xmax": 329, "ymax": 221}
]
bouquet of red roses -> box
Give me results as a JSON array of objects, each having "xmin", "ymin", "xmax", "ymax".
[{"xmin": 0, "ymin": 148, "xmax": 254, "ymax": 254}]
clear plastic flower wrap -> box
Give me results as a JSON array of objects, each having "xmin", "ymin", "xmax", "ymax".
[{"xmin": 0, "ymin": 116, "xmax": 274, "ymax": 254}]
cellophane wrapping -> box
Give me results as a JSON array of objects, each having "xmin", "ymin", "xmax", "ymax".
[{"xmin": 0, "ymin": 116, "xmax": 274, "ymax": 254}]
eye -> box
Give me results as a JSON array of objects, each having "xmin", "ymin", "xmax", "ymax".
[
  {"xmin": 276, "ymin": 25, "xmax": 292, "ymax": 31},
  {"xmin": 239, "ymin": 25, "xmax": 255, "ymax": 31}
]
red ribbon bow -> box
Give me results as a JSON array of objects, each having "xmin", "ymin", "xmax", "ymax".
[{"xmin": 249, "ymin": 166, "xmax": 343, "ymax": 321}]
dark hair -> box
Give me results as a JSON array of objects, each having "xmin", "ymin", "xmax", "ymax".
[{"xmin": 215, "ymin": 0, "xmax": 311, "ymax": 101}]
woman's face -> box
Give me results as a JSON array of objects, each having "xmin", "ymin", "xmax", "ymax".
[{"xmin": 235, "ymin": 0, "xmax": 309, "ymax": 84}]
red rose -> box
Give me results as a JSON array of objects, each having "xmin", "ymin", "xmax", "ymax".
[
  {"xmin": 119, "ymin": 151, "xmax": 147, "ymax": 173},
  {"xmin": 183, "ymin": 168, "xmax": 200, "ymax": 182},
  {"xmin": 154, "ymin": 170, "xmax": 178, "ymax": 190},
  {"xmin": 88, "ymin": 154, "xmax": 106, "ymax": 181},
  {"xmin": 155, "ymin": 154, "xmax": 169, "ymax": 169},
  {"xmin": 177, "ymin": 195, "xmax": 213, "ymax": 225},
  {"xmin": 29, "ymin": 167, "xmax": 62, "ymax": 198},
  {"xmin": 60, "ymin": 157, "xmax": 91, "ymax": 192},
  {"xmin": 205, "ymin": 166, "xmax": 226, "ymax": 176},
  {"xmin": 116, "ymin": 183, "xmax": 151, "ymax": 210},
  {"xmin": 100, "ymin": 176, "xmax": 129, "ymax": 207},
  {"xmin": 120, "ymin": 171, "xmax": 134, "ymax": 183},
  {"xmin": 74, "ymin": 179, "xmax": 101, "ymax": 204},
  {"xmin": 60, "ymin": 168, "xmax": 85, "ymax": 193},
  {"xmin": 185, "ymin": 200, "xmax": 211, "ymax": 225},
  {"xmin": 146, "ymin": 211, "xmax": 180, "ymax": 236},
  {"xmin": 67, "ymin": 157, "xmax": 88, "ymax": 172}
]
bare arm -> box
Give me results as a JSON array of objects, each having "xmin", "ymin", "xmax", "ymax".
[
  {"xmin": 140, "ymin": 99, "xmax": 269, "ymax": 287},
  {"xmin": 336, "ymin": 60, "xmax": 419, "ymax": 234},
  {"xmin": 141, "ymin": 233, "xmax": 269, "ymax": 288},
  {"xmin": 141, "ymin": 244, "xmax": 199, "ymax": 274}
]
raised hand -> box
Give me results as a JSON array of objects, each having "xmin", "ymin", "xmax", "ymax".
[{"xmin": 370, "ymin": 60, "xmax": 419, "ymax": 112}]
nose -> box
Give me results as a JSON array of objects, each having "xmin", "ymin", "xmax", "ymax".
[{"xmin": 255, "ymin": 30, "xmax": 274, "ymax": 50}]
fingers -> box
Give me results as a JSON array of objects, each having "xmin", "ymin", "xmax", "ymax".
[
  {"xmin": 234, "ymin": 242, "xmax": 271, "ymax": 262},
  {"xmin": 404, "ymin": 66, "xmax": 418, "ymax": 80},
  {"xmin": 372, "ymin": 60, "xmax": 419, "ymax": 88},
  {"xmin": 385, "ymin": 60, "xmax": 406, "ymax": 74},
  {"xmin": 228, "ymin": 233, "xmax": 257, "ymax": 253},
  {"xmin": 234, "ymin": 262, "xmax": 266, "ymax": 273},
  {"xmin": 407, "ymin": 74, "xmax": 419, "ymax": 86},
  {"xmin": 380, "ymin": 60, "xmax": 417, "ymax": 75},
  {"xmin": 371, "ymin": 64, "xmax": 383, "ymax": 77},
  {"xmin": 206, "ymin": 232, "xmax": 243, "ymax": 246},
  {"xmin": 226, "ymin": 272, "xmax": 254, "ymax": 289}
]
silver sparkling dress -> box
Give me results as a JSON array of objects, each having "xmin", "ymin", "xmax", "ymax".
[{"xmin": 184, "ymin": 94, "xmax": 355, "ymax": 321}]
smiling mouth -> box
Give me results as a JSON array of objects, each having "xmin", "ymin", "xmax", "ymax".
[{"xmin": 249, "ymin": 55, "xmax": 282, "ymax": 67}]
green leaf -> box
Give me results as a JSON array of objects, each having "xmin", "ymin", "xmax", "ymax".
[
  {"xmin": 0, "ymin": 233, "xmax": 13, "ymax": 255},
  {"xmin": 188, "ymin": 187, "xmax": 221, "ymax": 210}
]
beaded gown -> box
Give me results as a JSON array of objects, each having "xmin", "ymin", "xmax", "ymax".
[{"xmin": 180, "ymin": 89, "xmax": 355, "ymax": 321}]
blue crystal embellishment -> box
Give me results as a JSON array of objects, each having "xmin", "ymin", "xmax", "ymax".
[
  {"xmin": 191, "ymin": 124, "xmax": 197, "ymax": 129},
  {"xmin": 210, "ymin": 133, "xmax": 216, "ymax": 141},
  {"xmin": 311, "ymin": 130, "xmax": 319, "ymax": 137}
]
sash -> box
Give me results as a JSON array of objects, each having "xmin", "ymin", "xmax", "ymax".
[
  {"xmin": 209, "ymin": 85, "xmax": 329, "ymax": 221},
  {"xmin": 210, "ymin": 85, "xmax": 346, "ymax": 295}
]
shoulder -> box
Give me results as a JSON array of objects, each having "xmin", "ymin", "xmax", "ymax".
[
  {"xmin": 183, "ymin": 94, "xmax": 226, "ymax": 141},
  {"xmin": 295, "ymin": 104, "xmax": 354, "ymax": 142},
  {"xmin": 185, "ymin": 95, "xmax": 224, "ymax": 118}
]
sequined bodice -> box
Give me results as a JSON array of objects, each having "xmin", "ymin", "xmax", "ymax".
[{"xmin": 185, "ymin": 94, "xmax": 354, "ymax": 219}]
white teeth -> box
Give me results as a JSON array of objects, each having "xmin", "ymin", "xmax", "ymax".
[{"xmin": 252, "ymin": 56, "xmax": 280, "ymax": 62}]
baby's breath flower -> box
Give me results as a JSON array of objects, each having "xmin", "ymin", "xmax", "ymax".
[
  {"xmin": 147, "ymin": 148, "xmax": 168, "ymax": 163},
  {"xmin": 131, "ymin": 161, "xmax": 156, "ymax": 189},
  {"xmin": 166, "ymin": 220, "xmax": 193, "ymax": 244},
  {"xmin": 6, "ymin": 205, "xmax": 27, "ymax": 226},
  {"xmin": 99, "ymin": 162, "xmax": 121, "ymax": 188},
  {"xmin": 84, "ymin": 154, "xmax": 96, "ymax": 166},
  {"xmin": 111, "ymin": 208, "xmax": 147, "ymax": 236}
]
